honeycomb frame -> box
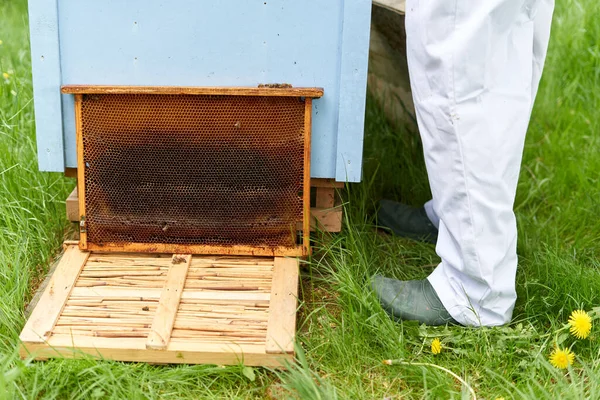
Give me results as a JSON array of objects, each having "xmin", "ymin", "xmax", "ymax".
[{"xmin": 64, "ymin": 86, "xmax": 324, "ymax": 257}]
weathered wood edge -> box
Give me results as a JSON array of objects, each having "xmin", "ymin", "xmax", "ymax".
[
  {"xmin": 19, "ymin": 245, "xmax": 90, "ymax": 343},
  {"xmin": 146, "ymin": 254, "xmax": 192, "ymax": 350},
  {"xmin": 265, "ymin": 257, "xmax": 299, "ymax": 354},
  {"xmin": 61, "ymin": 85, "xmax": 324, "ymax": 98}
]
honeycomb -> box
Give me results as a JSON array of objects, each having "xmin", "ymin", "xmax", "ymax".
[{"xmin": 79, "ymin": 93, "xmax": 307, "ymax": 252}]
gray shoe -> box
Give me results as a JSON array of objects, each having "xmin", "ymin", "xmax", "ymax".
[
  {"xmin": 377, "ymin": 200, "xmax": 438, "ymax": 244},
  {"xmin": 371, "ymin": 275, "xmax": 458, "ymax": 326}
]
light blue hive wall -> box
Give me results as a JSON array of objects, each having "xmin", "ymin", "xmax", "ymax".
[{"xmin": 29, "ymin": 0, "xmax": 372, "ymax": 182}]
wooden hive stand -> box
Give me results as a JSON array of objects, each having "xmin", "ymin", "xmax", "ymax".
[{"xmin": 20, "ymin": 245, "xmax": 299, "ymax": 366}]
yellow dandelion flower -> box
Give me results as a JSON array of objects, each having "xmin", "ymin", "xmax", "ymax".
[
  {"xmin": 549, "ymin": 347, "xmax": 575, "ymax": 369},
  {"xmin": 495, "ymin": 398, "xmax": 505, "ymax": 400},
  {"xmin": 0, "ymin": 39, "xmax": 3, "ymax": 45},
  {"xmin": 431, "ymin": 338, "xmax": 442, "ymax": 355},
  {"xmin": 568, "ymin": 309, "xmax": 592, "ymax": 339},
  {"xmin": 2, "ymin": 72, "xmax": 9, "ymax": 80}
]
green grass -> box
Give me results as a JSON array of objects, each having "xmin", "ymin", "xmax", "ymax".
[{"xmin": 2, "ymin": 0, "xmax": 600, "ymax": 398}]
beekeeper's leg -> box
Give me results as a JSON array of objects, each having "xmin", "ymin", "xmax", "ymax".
[{"xmin": 403, "ymin": 0, "xmax": 555, "ymax": 326}]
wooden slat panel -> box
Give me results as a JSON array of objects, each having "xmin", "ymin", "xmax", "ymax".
[
  {"xmin": 20, "ymin": 245, "xmax": 90, "ymax": 343},
  {"xmin": 61, "ymin": 85, "xmax": 324, "ymax": 98},
  {"xmin": 265, "ymin": 257, "xmax": 299, "ymax": 354},
  {"xmin": 146, "ymin": 254, "xmax": 192, "ymax": 350}
]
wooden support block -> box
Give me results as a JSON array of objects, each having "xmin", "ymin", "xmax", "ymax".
[
  {"xmin": 265, "ymin": 257, "xmax": 299, "ymax": 354},
  {"xmin": 310, "ymin": 207, "xmax": 342, "ymax": 232},
  {"xmin": 64, "ymin": 167, "xmax": 78, "ymax": 178},
  {"xmin": 296, "ymin": 207, "xmax": 343, "ymax": 232},
  {"xmin": 66, "ymin": 186, "xmax": 78, "ymax": 222},
  {"xmin": 62, "ymin": 240, "xmax": 79, "ymax": 250},
  {"xmin": 146, "ymin": 254, "xmax": 192, "ymax": 350},
  {"xmin": 315, "ymin": 187, "xmax": 336, "ymax": 209},
  {"xmin": 310, "ymin": 178, "xmax": 344, "ymax": 188},
  {"xmin": 20, "ymin": 245, "xmax": 89, "ymax": 343}
]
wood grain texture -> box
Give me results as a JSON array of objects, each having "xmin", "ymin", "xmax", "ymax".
[
  {"xmin": 309, "ymin": 178, "xmax": 345, "ymax": 188},
  {"xmin": 61, "ymin": 85, "xmax": 324, "ymax": 98},
  {"xmin": 20, "ymin": 245, "xmax": 89, "ymax": 343},
  {"xmin": 28, "ymin": 0, "xmax": 65, "ymax": 172},
  {"xmin": 84, "ymin": 243, "xmax": 304, "ymax": 257},
  {"xmin": 20, "ymin": 251, "xmax": 298, "ymax": 367},
  {"xmin": 303, "ymin": 98, "xmax": 313, "ymax": 256},
  {"xmin": 265, "ymin": 257, "xmax": 299, "ymax": 354},
  {"xmin": 66, "ymin": 186, "xmax": 78, "ymax": 222},
  {"xmin": 146, "ymin": 255, "xmax": 191, "ymax": 350},
  {"xmin": 22, "ymin": 335, "xmax": 292, "ymax": 367},
  {"xmin": 298, "ymin": 207, "xmax": 342, "ymax": 232},
  {"xmin": 74, "ymin": 95, "xmax": 87, "ymax": 249},
  {"xmin": 315, "ymin": 187, "xmax": 335, "ymax": 209}
]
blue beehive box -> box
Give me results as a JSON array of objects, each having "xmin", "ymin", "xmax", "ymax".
[{"xmin": 28, "ymin": 0, "xmax": 372, "ymax": 183}]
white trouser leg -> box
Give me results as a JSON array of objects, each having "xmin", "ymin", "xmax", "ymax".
[{"xmin": 405, "ymin": 0, "xmax": 554, "ymax": 326}]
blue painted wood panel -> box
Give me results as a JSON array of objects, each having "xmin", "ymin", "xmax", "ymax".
[
  {"xmin": 31, "ymin": 0, "xmax": 371, "ymax": 182},
  {"xmin": 28, "ymin": 0, "xmax": 65, "ymax": 172}
]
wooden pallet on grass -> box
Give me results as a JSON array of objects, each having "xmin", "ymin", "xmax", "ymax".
[{"xmin": 20, "ymin": 245, "xmax": 299, "ymax": 366}]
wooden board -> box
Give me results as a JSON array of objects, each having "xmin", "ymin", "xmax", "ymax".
[
  {"xmin": 303, "ymin": 98, "xmax": 313, "ymax": 255},
  {"xmin": 65, "ymin": 186, "xmax": 78, "ymax": 222},
  {"xmin": 266, "ymin": 258, "xmax": 299, "ymax": 354},
  {"xmin": 20, "ymin": 246, "xmax": 89, "ymax": 343},
  {"xmin": 146, "ymin": 254, "xmax": 192, "ymax": 350},
  {"xmin": 61, "ymin": 85, "xmax": 324, "ymax": 98},
  {"xmin": 20, "ymin": 246, "xmax": 299, "ymax": 367}
]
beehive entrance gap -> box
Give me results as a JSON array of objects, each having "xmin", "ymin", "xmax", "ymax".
[
  {"xmin": 62, "ymin": 85, "xmax": 323, "ymax": 258},
  {"xmin": 20, "ymin": 245, "xmax": 299, "ymax": 366}
]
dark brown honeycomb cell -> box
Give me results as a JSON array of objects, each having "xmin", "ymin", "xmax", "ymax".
[{"xmin": 80, "ymin": 93, "xmax": 306, "ymax": 250}]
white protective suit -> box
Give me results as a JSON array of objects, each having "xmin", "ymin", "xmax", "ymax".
[{"xmin": 406, "ymin": 0, "xmax": 555, "ymax": 326}]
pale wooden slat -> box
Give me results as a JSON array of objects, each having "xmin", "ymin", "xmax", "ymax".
[
  {"xmin": 70, "ymin": 287, "xmax": 271, "ymax": 301},
  {"xmin": 303, "ymin": 98, "xmax": 312, "ymax": 257},
  {"xmin": 146, "ymin": 254, "xmax": 192, "ymax": 350},
  {"xmin": 20, "ymin": 246, "xmax": 90, "ymax": 343},
  {"xmin": 61, "ymin": 85, "xmax": 324, "ymax": 98},
  {"xmin": 84, "ymin": 242, "xmax": 304, "ymax": 257},
  {"xmin": 265, "ymin": 257, "xmax": 299, "ymax": 354},
  {"xmin": 74, "ymin": 94, "xmax": 87, "ymax": 249},
  {"xmin": 21, "ymin": 335, "xmax": 292, "ymax": 367}
]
